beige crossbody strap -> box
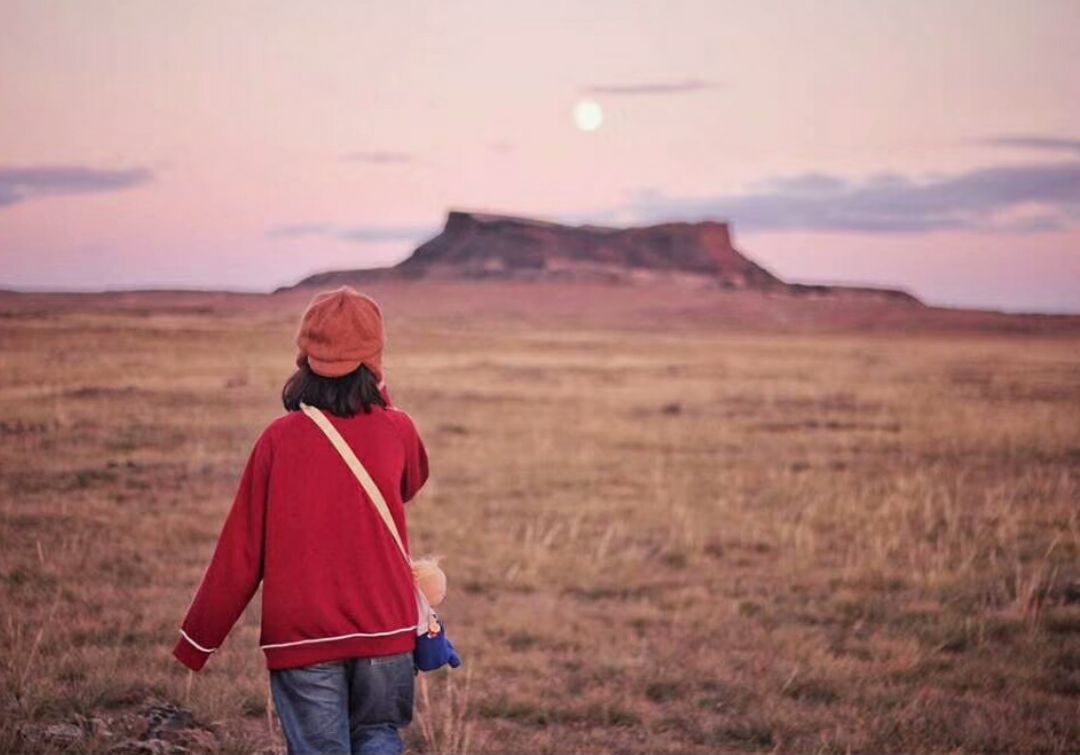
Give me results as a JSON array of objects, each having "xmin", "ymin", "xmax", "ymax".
[{"xmin": 300, "ymin": 402, "xmax": 409, "ymax": 564}]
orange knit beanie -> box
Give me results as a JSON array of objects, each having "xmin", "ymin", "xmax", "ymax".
[{"xmin": 294, "ymin": 286, "xmax": 385, "ymax": 379}]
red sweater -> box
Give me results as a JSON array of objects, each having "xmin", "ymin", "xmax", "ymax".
[{"xmin": 172, "ymin": 400, "xmax": 429, "ymax": 672}]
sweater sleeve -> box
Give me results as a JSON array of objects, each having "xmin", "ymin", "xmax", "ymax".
[
  {"xmin": 172, "ymin": 427, "xmax": 273, "ymax": 671},
  {"xmin": 399, "ymin": 412, "xmax": 429, "ymax": 504}
]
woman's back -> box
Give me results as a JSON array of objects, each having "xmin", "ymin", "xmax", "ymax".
[
  {"xmin": 173, "ymin": 286, "xmax": 432, "ymax": 755},
  {"xmin": 173, "ymin": 287, "xmax": 429, "ymax": 673},
  {"xmin": 259, "ymin": 406, "xmax": 428, "ymax": 668}
]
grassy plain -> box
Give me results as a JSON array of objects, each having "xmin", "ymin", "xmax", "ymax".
[{"xmin": 1, "ymin": 283, "xmax": 1078, "ymax": 753}]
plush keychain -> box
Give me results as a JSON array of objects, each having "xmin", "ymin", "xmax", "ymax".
[{"xmin": 411, "ymin": 557, "xmax": 461, "ymax": 671}]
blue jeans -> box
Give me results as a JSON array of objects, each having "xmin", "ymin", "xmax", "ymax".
[{"xmin": 270, "ymin": 652, "xmax": 416, "ymax": 755}]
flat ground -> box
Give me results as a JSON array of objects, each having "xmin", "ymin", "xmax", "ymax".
[{"xmin": 1, "ymin": 283, "xmax": 1078, "ymax": 753}]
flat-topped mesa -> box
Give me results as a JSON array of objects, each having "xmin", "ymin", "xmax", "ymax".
[
  {"xmin": 395, "ymin": 210, "xmax": 785, "ymax": 288},
  {"xmin": 282, "ymin": 209, "xmax": 922, "ymax": 304}
]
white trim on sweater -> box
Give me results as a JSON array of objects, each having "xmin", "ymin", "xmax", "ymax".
[
  {"xmin": 180, "ymin": 629, "xmax": 216, "ymax": 654},
  {"xmin": 259, "ymin": 625, "xmax": 417, "ymax": 650}
]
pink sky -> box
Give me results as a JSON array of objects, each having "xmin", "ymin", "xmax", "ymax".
[{"xmin": 1, "ymin": 0, "xmax": 1078, "ymax": 312}]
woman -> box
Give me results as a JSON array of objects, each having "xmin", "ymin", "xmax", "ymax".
[{"xmin": 172, "ymin": 286, "xmax": 429, "ymax": 755}]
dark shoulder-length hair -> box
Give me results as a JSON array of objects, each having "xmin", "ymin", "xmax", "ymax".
[{"xmin": 282, "ymin": 363, "xmax": 386, "ymax": 417}]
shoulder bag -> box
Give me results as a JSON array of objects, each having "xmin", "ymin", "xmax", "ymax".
[{"xmin": 299, "ymin": 401, "xmax": 460, "ymax": 671}]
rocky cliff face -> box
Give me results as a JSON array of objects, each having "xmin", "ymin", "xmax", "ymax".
[{"xmin": 395, "ymin": 210, "xmax": 785, "ymax": 288}]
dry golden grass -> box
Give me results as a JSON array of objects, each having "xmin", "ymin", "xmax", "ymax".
[{"xmin": 1, "ymin": 285, "xmax": 1078, "ymax": 753}]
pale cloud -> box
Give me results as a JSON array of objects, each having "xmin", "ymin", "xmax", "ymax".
[
  {"xmin": 621, "ymin": 162, "xmax": 1080, "ymax": 234},
  {"xmin": 581, "ymin": 78, "xmax": 719, "ymax": 96},
  {"xmin": 267, "ymin": 222, "xmax": 435, "ymax": 243},
  {"xmin": 982, "ymin": 135, "xmax": 1080, "ymax": 156},
  {"xmin": 0, "ymin": 165, "xmax": 152, "ymax": 208},
  {"xmin": 340, "ymin": 151, "xmax": 414, "ymax": 164}
]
